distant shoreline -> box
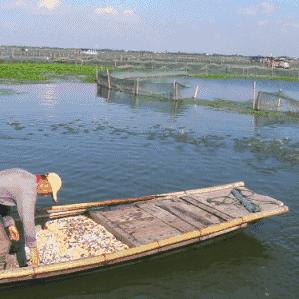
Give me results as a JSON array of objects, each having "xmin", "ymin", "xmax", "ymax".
[
  {"xmin": 191, "ymin": 73, "xmax": 299, "ymax": 82},
  {"xmin": 1, "ymin": 62, "xmax": 299, "ymax": 83}
]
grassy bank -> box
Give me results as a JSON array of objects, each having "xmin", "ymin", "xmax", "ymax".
[
  {"xmin": 191, "ymin": 73, "xmax": 299, "ymax": 82},
  {"xmin": 1, "ymin": 62, "xmax": 299, "ymax": 83},
  {"xmin": 0, "ymin": 62, "xmax": 110, "ymax": 83}
]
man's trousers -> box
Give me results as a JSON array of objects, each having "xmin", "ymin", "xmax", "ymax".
[{"xmin": 0, "ymin": 220, "xmax": 11, "ymax": 270}]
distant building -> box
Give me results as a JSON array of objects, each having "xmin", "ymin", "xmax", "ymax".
[
  {"xmin": 263, "ymin": 57, "xmax": 290, "ymax": 69},
  {"xmin": 80, "ymin": 49, "xmax": 97, "ymax": 55},
  {"xmin": 250, "ymin": 56, "xmax": 264, "ymax": 63},
  {"xmin": 250, "ymin": 56, "xmax": 290, "ymax": 69}
]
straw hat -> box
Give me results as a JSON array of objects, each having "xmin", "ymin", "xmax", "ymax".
[{"xmin": 46, "ymin": 172, "xmax": 62, "ymax": 202}]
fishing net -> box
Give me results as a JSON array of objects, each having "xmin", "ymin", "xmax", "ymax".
[
  {"xmin": 255, "ymin": 91, "xmax": 299, "ymax": 113},
  {"xmin": 97, "ymin": 71, "xmax": 186, "ymax": 99}
]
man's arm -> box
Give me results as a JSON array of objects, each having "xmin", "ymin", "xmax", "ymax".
[
  {"xmin": 16, "ymin": 193, "xmax": 37, "ymax": 248},
  {"xmin": 16, "ymin": 191, "xmax": 39, "ymax": 266}
]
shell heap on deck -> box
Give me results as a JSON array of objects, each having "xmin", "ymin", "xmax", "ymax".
[{"xmin": 31, "ymin": 215, "xmax": 128, "ymax": 265}]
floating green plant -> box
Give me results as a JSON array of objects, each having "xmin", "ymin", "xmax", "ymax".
[
  {"xmin": 0, "ymin": 88, "xmax": 17, "ymax": 95},
  {"xmin": 190, "ymin": 99, "xmax": 299, "ymax": 122},
  {"xmin": 0, "ymin": 62, "xmax": 111, "ymax": 83},
  {"xmin": 234, "ymin": 137, "xmax": 299, "ymax": 165},
  {"xmin": 7, "ymin": 121, "xmax": 25, "ymax": 130}
]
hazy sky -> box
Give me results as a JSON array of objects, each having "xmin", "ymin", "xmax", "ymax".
[{"xmin": 1, "ymin": 0, "xmax": 298, "ymax": 56}]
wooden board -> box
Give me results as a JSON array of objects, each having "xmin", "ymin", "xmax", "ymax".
[
  {"xmin": 89, "ymin": 211, "xmax": 140, "ymax": 247},
  {"xmin": 136, "ymin": 202, "xmax": 197, "ymax": 232},
  {"xmin": 179, "ymin": 195, "xmax": 232, "ymax": 221},
  {"xmin": 121, "ymin": 218, "xmax": 181, "ymax": 244},
  {"xmin": 155, "ymin": 198, "xmax": 222, "ymax": 227},
  {"xmin": 95, "ymin": 205, "xmax": 152, "ymax": 223},
  {"xmin": 89, "ymin": 195, "xmax": 225, "ymax": 246},
  {"xmin": 90, "ymin": 205, "xmax": 181, "ymax": 245}
]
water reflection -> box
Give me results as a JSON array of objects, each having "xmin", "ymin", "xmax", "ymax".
[
  {"xmin": 177, "ymin": 77, "xmax": 299, "ymax": 101},
  {"xmin": 39, "ymin": 84, "xmax": 58, "ymax": 107},
  {"xmin": 96, "ymin": 85, "xmax": 188, "ymax": 118}
]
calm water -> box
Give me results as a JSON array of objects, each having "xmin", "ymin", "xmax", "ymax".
[
  {"xmin": 0, "ymin": 79, "xmax": 298, "ymax": 298},
  {"xmin": 175, "ymin": 77, "xmax": 299, "ymax": 101}
]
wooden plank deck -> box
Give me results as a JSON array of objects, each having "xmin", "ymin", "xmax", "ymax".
[{"xmin": 89, "ymin": 185, "xmax": 285, "ymax": 247}]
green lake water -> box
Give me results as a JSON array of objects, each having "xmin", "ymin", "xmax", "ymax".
[{"xmin": 0, "ymin": 80, "xmax": 298, "ymax": 298}]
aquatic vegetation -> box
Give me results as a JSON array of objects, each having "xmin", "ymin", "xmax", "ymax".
[
  {"xmin": 0, "ymin": 134, "xmax": 15, "ymax": 140},
  {"xmin": 194, "ymin": 99, "xmax": 252, "ymax": 112},
  {"xmin": 234, "ymin": 137, "xmax": 299, "ymax": 165},
  {"xmin": 193, "ymin": 99, "xmax": 299, "ymax": 122},
  {"xmin": 0, "ymin": 63, "xmax": 110, "ymax": 83},
  {"xmin": 7, "ymin": 121, "xmax": 25, "ymax": 130},
  {"xmin": 51, "ymin": 121, "xmax": 82, "ymax": 134},
  {"xmin": 27, "ymin": 119, "xmax": 226, "ymax": 150},
  {"xmin": 0, "ymin": 88, "xmax": 17, "ymax": 95},
  {"xmin": 146, "ymin": 126, "xmax": 225, "ymax": 149}
]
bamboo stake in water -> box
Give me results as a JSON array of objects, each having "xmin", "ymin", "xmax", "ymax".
[
  {"xmin": 193, "ymin": 85, "xmax": 199, "ymax": 99},
  {"xmin": 173, "ymin": 80, "xmax": 177, "ymax": 100},
  {"xmin": 107, "ymin": 69, "xmax": 112, "ymax": 89},
  {"xmin": 135, "ymin": 78, "xmax": 139, "ymax": 96},
  {"xmin": 252, "ymin": 81, "xmax": 257, "ymax": 110}
]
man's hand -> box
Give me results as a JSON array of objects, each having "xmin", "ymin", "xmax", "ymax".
[
  {"xmin": 8, "ymin": 225, "xmax": 20, "ymax": 241},
  {"xmin": 30, "ymin": 247, "xmax": 40, "ymax": 267}
]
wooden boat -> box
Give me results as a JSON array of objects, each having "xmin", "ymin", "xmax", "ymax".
[{"xmin": 0, "ymin": 181, "xmax": 288, "ymax": 285}]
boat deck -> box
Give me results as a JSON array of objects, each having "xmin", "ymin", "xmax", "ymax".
[{"xmin": 89, "ymin": 184, "xmax": 285, "ymax": 247}]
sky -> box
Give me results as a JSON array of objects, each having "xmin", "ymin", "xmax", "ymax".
[{"xmin": 0, "ymin": 0, "xmax": 299, "ymax": 57}]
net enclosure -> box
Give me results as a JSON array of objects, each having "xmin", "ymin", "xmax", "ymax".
[
  {"xmin": 254, "ymin": 91, "xmax": 299, "ymax": 113},
  {"xmin": 96, "ymin": 70, "xmax": 189, "ymax": 100}
]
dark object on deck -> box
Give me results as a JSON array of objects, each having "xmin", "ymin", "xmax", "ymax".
[{"xmin": 231, "ymin": 188, "xmax": 261, "ymax": 213}]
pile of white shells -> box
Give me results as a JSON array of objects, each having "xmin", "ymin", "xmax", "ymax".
[{"xmin": 27, "ymin": 215, "xmax": 128, "ymax": 265}]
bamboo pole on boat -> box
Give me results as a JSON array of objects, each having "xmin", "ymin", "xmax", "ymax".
[
  {"xmin": 47, "ymin": 195, "xmax": 165, "ymax": 213},
  {"xmin": 46, "ymin": 181, "xmax": 245, "ymax": 214}
]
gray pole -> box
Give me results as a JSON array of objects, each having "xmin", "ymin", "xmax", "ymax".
[
  {"xmin": 193, "ymin": 85, "xmax": 199, "ymax": 99},
  {"xmin": 107, "ymin": 69, "xmax": 112, "ymax": 89},
  {"xmin": 252, "ymin": 81, "xmax": 257, "ymax": 110}
]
